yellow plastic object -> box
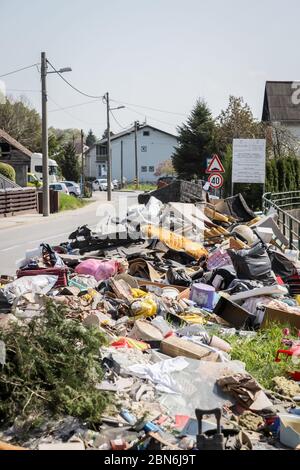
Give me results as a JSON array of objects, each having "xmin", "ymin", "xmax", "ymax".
[
  {"xmin": 131, "ymin": 288, "xmax": 148, "ymax": 299},
  {"xmin": 179, "ymin": 314, "xmax": 206, "ymax": 324},
  {"xmin": 295, "ymin": 295, "xmax": 300, "ymax": 306},
  {"xmin": 143, "ymin": 225, "xmax": 208, "ymax": 260},
  {"xmin": 131, "ymin": 295, "xmax": 157, "ymax": 319},
  {"xmin": 82, "ymin": 289, "xmax": 98, "ymax": 303}
]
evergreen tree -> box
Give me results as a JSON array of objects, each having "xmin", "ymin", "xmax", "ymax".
[
  {"xmin": 172, "ymin": 99, "xmax": 217, "ymax": 179},
  {"xmin": 86, "ymin": 129, "xmax": 97, "ymax": 147},
  {"xmin": 59, "ymin": 142, "xmax": 81, "ymax": 182}
]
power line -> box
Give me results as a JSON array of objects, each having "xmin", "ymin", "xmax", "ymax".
[
  {"xmin": 125, "ymin": 105, "xmax": 177, "ymax": 128},
  {"xmin": 110, "ymin": 98, "xmax": 188, "ymax": 117},
  {"xmin": 47, "ymin": 59, "xmax": 104, "ymax": 99},
  {"xmin": 49, "ymin": 98, "xmax": 101, "ymax": 113},
  {"xmin": 110, "ymin": 110, "xmax": 127, "ymax": 130},
  {"xmin": 0, "ymin": 63, "xmax": 39, "ymax": 78},
  {"xmin": 48, "ymin": 95, "xmax": 105, "ymax": 127}
]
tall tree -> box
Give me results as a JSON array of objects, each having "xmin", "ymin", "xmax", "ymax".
[
  {"xmin": 86, "ymin": 129, "xmax": 97, "ymax": 147},
  {"xmin": 58, "ymin": 142, "xmax": 81, "ymax": 182},
  {"xmin": 154, "ymin": 159, "xmax": 176, "ymax": 177},
  {"xmin": 216, "ymin": 96, "xmax": 263, "ymax": 151},
  {"xmin": 172, "ymin": 99, "xmax": 217, "ymax": 179},
  {"xmin": 0, "ymin": 96, "xmax": 42, "ymax": 151}
]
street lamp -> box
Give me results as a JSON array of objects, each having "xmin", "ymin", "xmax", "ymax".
[{"xmin": 41, "ymin": 52, "xmax": 72, "ymax": 217}]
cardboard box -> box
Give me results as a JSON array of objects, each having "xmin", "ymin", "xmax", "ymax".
[{"xmin": 261, "ymin": 307, "xmax": 300, "ymax": 329}]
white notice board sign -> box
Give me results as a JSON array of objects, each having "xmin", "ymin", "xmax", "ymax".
[{"xmin": 232, "ymin": 139, "xmax": 266, "ymax": 184}]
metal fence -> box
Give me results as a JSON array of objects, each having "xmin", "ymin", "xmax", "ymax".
[{"xmin": 263, "ymin": 191, "xmax": 300, "ymax": 251}]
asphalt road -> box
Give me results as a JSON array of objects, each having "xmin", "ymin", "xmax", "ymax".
[{"xmin": 0, "ymin": 191, "xmax": 139, "ymax": 275}]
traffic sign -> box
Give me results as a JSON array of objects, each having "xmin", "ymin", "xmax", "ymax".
[
  {"xmin": 206, "ymin": 154, "xmax": 225, "ymax": 174},
  {"xmin": 208, "ymin": 173, "xmax": 224, "ymax": 189}
]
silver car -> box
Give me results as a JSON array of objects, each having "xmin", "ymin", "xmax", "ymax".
[
  {"xmin": 61, "ymin": 181, "xmax": 81, "ymax": 197},
  {"xmin": 92, "ymin": 178, "xmax": 114, "ymax": 191}
]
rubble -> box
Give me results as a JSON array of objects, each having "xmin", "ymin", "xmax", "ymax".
[{"xmin": 1, "ymin": 189, "xmax": 300, "ymax": 451}]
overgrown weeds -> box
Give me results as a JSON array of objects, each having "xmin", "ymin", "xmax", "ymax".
[{"xmin": 227, "ymin": 324, "xmax": 297, "ymax": 390}]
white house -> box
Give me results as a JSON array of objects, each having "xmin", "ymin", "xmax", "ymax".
[{"xmin": 84, "ymin": 124, "xmax": 178, "ymax": 183}]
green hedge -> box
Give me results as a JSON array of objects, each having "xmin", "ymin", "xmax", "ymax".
[{"xmin": 0, "ymin": 162, "xmax": 16, "ymax": 182}]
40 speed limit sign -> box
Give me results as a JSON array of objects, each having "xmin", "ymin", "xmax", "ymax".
[{"xmin": 208, "ymin": 173, "xmax": 224, "ymax": 189}]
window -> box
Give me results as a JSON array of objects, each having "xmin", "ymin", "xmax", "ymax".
[
  {"xmin": 96, "ymin": 144, "xmax": 107, "ymax": 156},
  {"xmin": 141, "ymin": 145, "xmax": 147, "ymax": 152},
  {"xmin": 143, "ymin": 131, "xmax": 150, "ymax": 136},
  {"xmin": 35, "ymin": 165, "xmax": 43, "ymax": 173},
  {"xmin": 149, "ymin": 166, "xmax": 155, "ymax": 172},
  {"xmin": 141, "ymin": 166, "xmax": 147, "ymax": 173}
]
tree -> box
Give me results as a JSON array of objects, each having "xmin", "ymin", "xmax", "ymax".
[
  {"xmin": 216, "ymin": 96, "xmax": 263, "ymax": 152},
  {"xmin": 0, "ymin": 96, "xmax": 41, "ymax": 151},
  {"xmin": 86, "ymin": 129, "xmax": 97, "ymax": 147},
  {"xmin": 58, "ymin": 142, "xmax": 81, "ymax": 182},
  {"xmin": 102, "ymin": 129, "xmax": 115, "ymax": 140},
  {"xmin": 172, "ymin": 99, "xmax": 217, "ymax": 179},
  {"xmin": 154, "ymin": 159, "xmax": 176, "ymax": 177}
]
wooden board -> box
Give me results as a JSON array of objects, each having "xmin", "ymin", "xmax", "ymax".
[{"xmin": 161, "ymin": 336, "xmax": 219, "ymax": 361}]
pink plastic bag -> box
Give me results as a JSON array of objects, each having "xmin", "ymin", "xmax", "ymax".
[{"xmin": 75, "ymin": 259, "xmax": 122, "ymax": 281}]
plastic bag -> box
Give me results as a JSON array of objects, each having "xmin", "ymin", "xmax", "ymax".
[
  {"xmin": 75, "ymin": 259, "xmax": 127, "ymax": 281},
  {"xmin": 167, "ymin": 267, "xmax": 192, "ymax": 287},
  {"xmin": 2, "ymin": 275, "xmax": 58, "ymax": 304},
  {"xmin": 228, "ymin": 243, "xmax": 275, "ymax": 285},
  {"xmin": 131, "ymin": 295, "xmax": 157, "ymax": 319}
]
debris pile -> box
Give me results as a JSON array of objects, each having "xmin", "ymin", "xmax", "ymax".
[{"xmin": 1, "ymin": 189, "xmax": 300, "ymax": 451}]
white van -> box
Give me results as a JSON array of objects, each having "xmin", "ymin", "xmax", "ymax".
[{"xmin": 30, "ymin": 153, "xmax": 58, "ymax": 183}]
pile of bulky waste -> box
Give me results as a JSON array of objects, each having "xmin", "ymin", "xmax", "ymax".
[{"xmin": 0, "ymin": 184, "xmax": 300, "ymax": 451}]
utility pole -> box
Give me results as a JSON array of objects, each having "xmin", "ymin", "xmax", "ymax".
[
  {"xmin": 134, "ymin": 121, "xmax": 139, "ymax": 189},
  {"xmin": 81, "ymin": 129, "xmax": 85, "ymax": 198},
  {"xmin": 105, "ymin": 92, "xmax": 112, "ymax": 201},
  {"xmin": 120, "ymin": 140, "xmax": 124, "ymax": 189},
  {"xmin": 41, "ymin": 52, "xmax": 49, "ymax": 217}
]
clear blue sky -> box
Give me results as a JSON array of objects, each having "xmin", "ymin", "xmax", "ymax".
[{"xmin": 1, "ymin": 0, "xmax": 300, "ymax": 137}]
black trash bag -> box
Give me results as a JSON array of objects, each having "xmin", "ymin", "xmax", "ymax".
[
  {"xmin": 268, "ymin": 250, "xmax": 297, "ymax": 282},
  {"xmin": 167, "ymin": 267, "xmax": 192, "ymax": 287},
  {"xmin": 228, "ymin": 243, "xmax": 275, "ymax": 285},
  {"xmin": 205, "ymin": 265, "xmax": 237, "ymax": 291}
]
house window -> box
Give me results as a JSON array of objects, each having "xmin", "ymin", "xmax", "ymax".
[
  {"xmin": 143, "ymin": 131, "xmax": 150, "ymax": 136},
  {"xmin": 96, "ymin": 144, "xmax": 107, "ymax": 156},
  {"xmin": 141, "ymin": 145, "xmax": 147, "ymax": 152},
  {"xmin": 141, "ymin": 166, "xmax": 147, "ymax": 173},
  {"xmin": 98, "ymin": 164, "xmax": 107, "ymax": 177},
  {"xmin": 149, "ymin": 166, "xmax": 155, "ymax": 172},
  {"xmin": 34, "ymin": 166, "xmax": 43, "ymax": 173}
]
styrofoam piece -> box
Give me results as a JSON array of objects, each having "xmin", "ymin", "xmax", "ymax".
[{"xmin": 230, "ymin": 285, "xmax": 288, "ymax": 303}]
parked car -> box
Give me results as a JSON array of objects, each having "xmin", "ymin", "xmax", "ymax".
[
  {"xmin": 49, "ymin": 182, "xmax": 69, "ymax": 194},
  {"xmin": 59, "ymin": 181, "xmax": 81, "ymax": 197},
  {"xmin": 112, "ymin": 179, "xmax": 119, "ymax": 190},
  {"xmin": 157, "ymin": 176, "xmax": 176, "ymax": 189},
  {"xmin": 92, "ymin": 179, "xmax": 114, "ymax": 191}
]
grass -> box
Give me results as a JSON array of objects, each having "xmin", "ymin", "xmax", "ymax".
[
  {"xmin": 59, "ymin": 193, "xmax": 89, "ymax": 211},
  {"xmin": 226, "ymin": 324, "xmax": 298, "ymax": 390},
  {"xmin": 123, "ymin": 183, "xmax": 156, "ymax": 192}
]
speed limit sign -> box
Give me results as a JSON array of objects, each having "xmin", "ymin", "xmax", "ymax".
[{"xmin": 208, "ymin": 173, "xmax": 224, "ymax": 189}]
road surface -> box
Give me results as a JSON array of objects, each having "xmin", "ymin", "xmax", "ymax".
[{"xmin": 0, "ymin": 191, "xmax": 138, "ymax": 275}]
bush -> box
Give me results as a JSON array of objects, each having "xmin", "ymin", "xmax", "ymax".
[
  {"xmin": 0, "ymin": 162, "xmax": 16, "ymax": 182},
  {"xmin": 0, "ymin": 301, "xmax": 110, "ymax": 426}
]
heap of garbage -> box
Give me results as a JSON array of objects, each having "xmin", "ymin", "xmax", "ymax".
[{"xmin": 0, "ymin": 183, "xmax": 300, "ymax": 451}]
